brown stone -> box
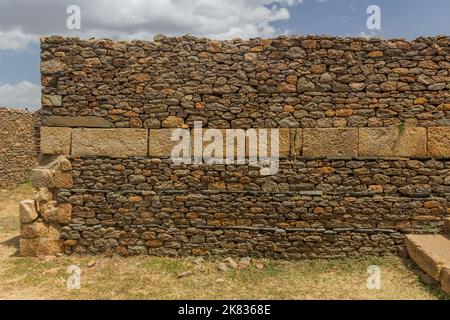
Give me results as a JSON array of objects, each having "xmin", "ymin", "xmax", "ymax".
[
  {"xmin": 283, "ymin": 105, "xmax": 295, "ymax": 113},
  {"xmin": 42, "ymin": 94, "xmax": 62, "ymax": 107},
  {"xmin": 20, "ymin": 238, "xmax": 62, "ymax": 257},
  {"xmin": 359, "ymin": 127, "xmax": 427, "ymax": 157},
  {"xmin": 128, "ymin": 196, "xmax": 143, "ymax": 203},
  {"xmin": 368, "ymin": 51, "xmax": 384, "ymax": 57},
  {"xmin": 19, "ymin": 200, "xmax": 38, "ymax": 224},
  {"xmin": 53, "ymin": 171, "xmax": 73, "ymax": 188},
  {"xmin": 162, "ymin": 116, "xmax": 185, "ymax": 128},
  {"xmin": 57, "ymin": 203, "xmax": 72, "ymax": 224},
  {"xmin": 40, "ymin": 200, "xmax": 59, "ymax": 222},
  {"xmin": 310, "ymin": 64, "xmax": 326, "ymax": 74},
  {"xmin": 428, "ymin": 127, "xmax": 450, "ymax": 157},
  {"xmin": 40, "ymin": 127, "xmax": 72, "ymax": 155},
  {"xmin": 41, "ymin": 59, "xmax": 66, "ymax": 74},
  {"xmin": 72, "ymin": 128, "xmax": 148, "ymax": 157},
  {"xmin": 301, "ymin": 40, "xmax": 317, "ymax": 49},
  {"xmin": 208, "ymin": 181, "xmax": 226, "ymax": 190},
  {"xmin": 277, "ymin": 82, "xmax": 296, "ymax": 93},
  {"xmin": 414, "ymin": 97, "xmax": 428, "ymax": 105},
  {"xmin": 303, "ymin": 128, "xmax": 358, "ymax": 157},
  {"xmin": 59, "ymin": 158, "xmax": 72, "ymax": 171},
  {"xmin": 319, "ymin": 166, "xmax": 335, "ymax": 174},
  {"xmin": 368, "ymin": 185, "xmax": 383, "ymax": 193}
]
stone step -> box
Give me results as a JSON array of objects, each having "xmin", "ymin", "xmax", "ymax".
[
  {"xmin": 444, "ymin": 218, "xmax": 450, "ymax": 236},
  {"xmin": 405, "ymin": 234, "xmax": 450, "ymax": 294}
]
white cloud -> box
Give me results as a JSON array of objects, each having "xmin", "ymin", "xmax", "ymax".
[
  {"xmin": 0, "ymin": 81, "xmax": 40, "ymax": 110},
  {"xmin": 0, "ymin": 0, "xmax": 303, "ymax": 50},
  {"xmin": 0, "ymin": 28, "xmax": 37, "ymax": 50}
]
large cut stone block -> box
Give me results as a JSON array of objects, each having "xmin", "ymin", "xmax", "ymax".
[
  {"xmin": 303, "ymin": 128, "xmax": 358, "ymax": 157},
  {"xmin": 19, "ymin": 199, "xmax": 38, "ymax": 224},
  {"xmin": 405, "ymin": 234, "xmax": 450, "ymax": 281},
  {"xmin": 428, "ymin": 127, "xmax": 450, "ymax": 157},
  {"xmin": 149, "ymin": 129, "xmax": 189, "ymax": 158},
  {"xmin": 359, "ymin": 127, "xmax": 427, "ymax": 157},
  {"xmin": 40, "ymin": 127, "xmax": 72, "ymax": 155},
  {"xmin": 72, "ymin": 128, "xmax": 148, "ymax": 157}
]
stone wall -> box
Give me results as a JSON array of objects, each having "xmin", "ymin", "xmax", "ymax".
[
  {"xmin": 0, "ymin": 107, "xmax": 39, "ymax": 190},
  {"xmin": 22, "ymin": 35, "xmax": 450, "ymax": 258}
]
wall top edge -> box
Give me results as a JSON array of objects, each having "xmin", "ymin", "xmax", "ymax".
[{"xmin": 40, "ymin": 34, "xmax": 450, "ymax": 46}]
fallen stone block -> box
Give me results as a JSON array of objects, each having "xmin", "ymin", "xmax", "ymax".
[
  {"xmin": 53, "ymin": 171, "xmax": 73, "ymax": 188},
  {"xmin": 19, "ymin": 199, "xmax": 39, "ymax": 224},
  {"xmin": 405, "ymin": 234, "xmax": 450, "ymax": 281},
  {"xmin": 57, "ymin": 203, "xmax": 72, "ymax": 224}
]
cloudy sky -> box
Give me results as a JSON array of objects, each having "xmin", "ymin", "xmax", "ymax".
[{"xmin": 0, "ymin": 0, "xmax": 449, "ymax": 110}]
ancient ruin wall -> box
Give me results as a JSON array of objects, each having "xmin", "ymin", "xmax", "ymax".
[
  {"xmin": 0, "ymin": 107, "xmax": 39, "ymax": 190},
  {"xmin": 22, "ymin": 35, "xmax": 450, "ymax": 258}
]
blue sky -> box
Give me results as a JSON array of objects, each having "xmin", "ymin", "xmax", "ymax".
[{"xmin": 0, "ymin": 0, "xmax": 449, "ymax": 110}]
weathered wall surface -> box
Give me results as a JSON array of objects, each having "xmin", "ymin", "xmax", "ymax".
[
  {"xmin": 24, "ymin": 35, "xmax": 450, "ymax": 258},
  {"xmin": 0, "ymin": 108, "xmax": 39, "ymax": 190}
]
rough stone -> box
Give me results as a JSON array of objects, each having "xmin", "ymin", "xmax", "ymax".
[
  {"xmin": 428, "ymin": 127, "xmax": 450, "ymax": 157},
  {"xmin": 149, "ymin": 129, "xmax": 187, "ymax": 158},
  {"xmin": 303, "ymin": 128, "xmax": 358, "ymax": 157},
  {"xmin": 30, "ymin": 168, "xmax": 55, "ymax": 188},
  {"xmin": 19, "ymin": 199, "xmax": 38, "ymax": 224},
  {"xmin": 359, "ymin": 127, "xmax": 427, "ymax": 157}
]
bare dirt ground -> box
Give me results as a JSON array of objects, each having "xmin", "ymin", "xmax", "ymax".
[{"xmin": 0, "ymin": 183, "xmax": 448, "ymax": 300}]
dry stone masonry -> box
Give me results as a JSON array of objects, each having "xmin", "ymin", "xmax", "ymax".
[
  {"xmin": 20, "ymin": 34, "xmax": 450, "ymax": 258},
  {"xmin": 0, "ymin": 107, "xmax": 39, "ymax": 190}
]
